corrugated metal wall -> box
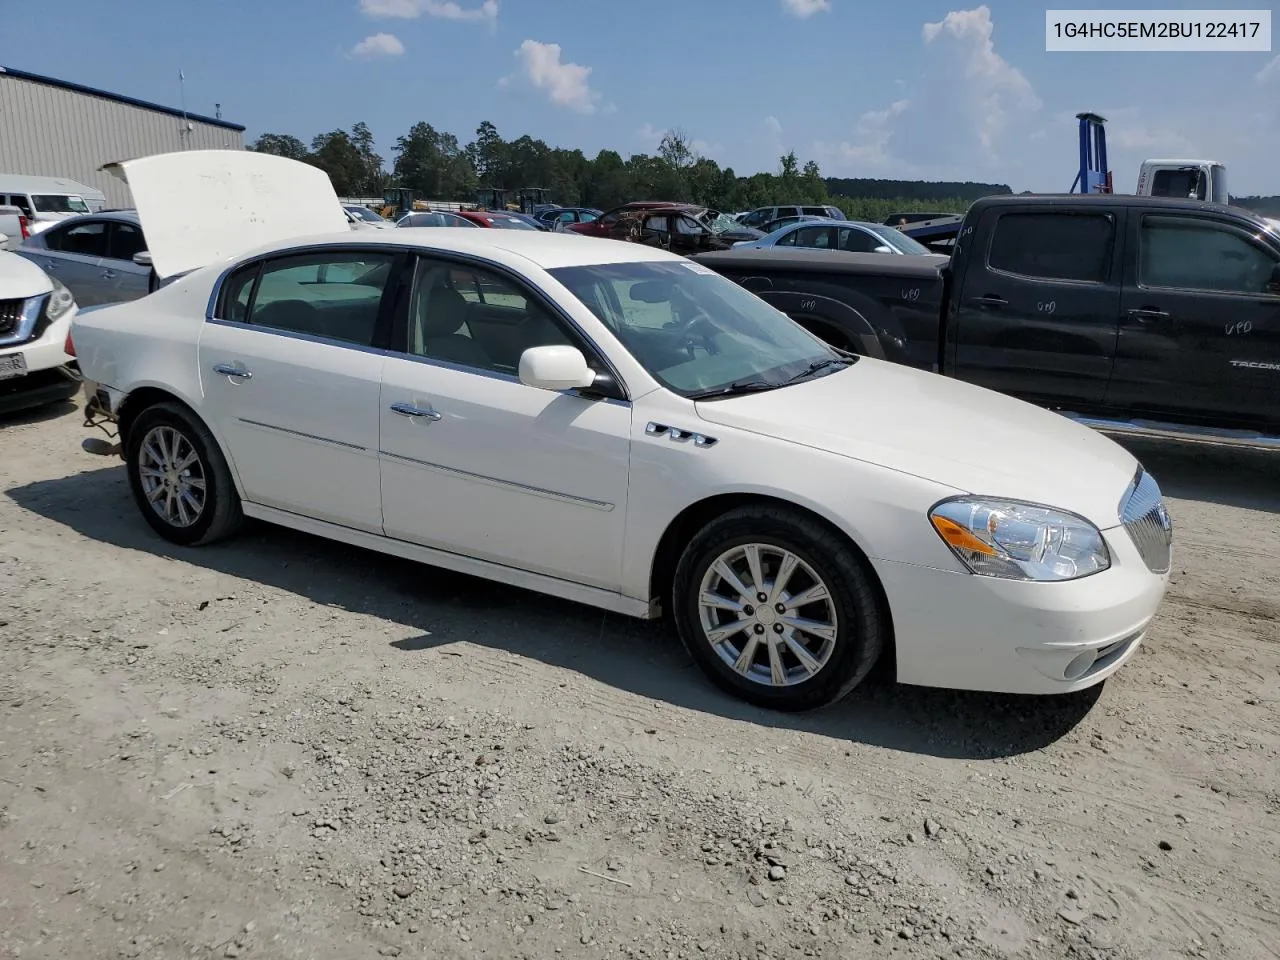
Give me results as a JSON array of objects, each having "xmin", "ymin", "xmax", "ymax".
[{"xmin": 0, "ymin": 74, "xmax": 244, "ymax": 208}]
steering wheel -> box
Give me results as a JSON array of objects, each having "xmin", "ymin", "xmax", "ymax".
[{"xmin": 664, "ymin": 303, "xmax": 720, "ymax": 358}]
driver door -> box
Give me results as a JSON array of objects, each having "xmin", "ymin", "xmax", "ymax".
[{"xmin": 378, "ymin": 255, "xmax": 633, "ymax": 591}]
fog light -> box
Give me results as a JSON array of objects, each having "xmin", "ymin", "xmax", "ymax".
[{"xmin": 1063, "ymin": 650, "xmax": 1097, "ymax": 681}]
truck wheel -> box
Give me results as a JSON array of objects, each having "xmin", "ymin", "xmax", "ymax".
[
  {"xmin": 125, "ymin": 401, "xmax": 243, "ymax": 547},
  {"xmin": 672, "ymin": 505, "xmax": 885, "ymax": 711}
]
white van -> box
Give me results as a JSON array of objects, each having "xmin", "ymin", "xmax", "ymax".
[{"xmin": 0, "ymin": 175, "xmax": 108, "ymax": 235}]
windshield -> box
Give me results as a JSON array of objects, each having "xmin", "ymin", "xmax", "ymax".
[
  {"xmin": 867, "ymin": 223, "xmax": 933, "ymax": 255},
  {"xmin": 488, "ymin": 215, "xmax": 539, "ymax": 230},
  {"xmin": 698, "ymin": 210, "xmax": 745, "ymax": 235},
  {"xmin": 548, "ymin": 260, "xmax": 846, "ymax": 396},
  {"xmin": 33, "ymin": 194, "xmax": 90, "ymax": 214},
  {"xmin": 346, "ymin": 206, "xmax": 383, "ymax": 223}
]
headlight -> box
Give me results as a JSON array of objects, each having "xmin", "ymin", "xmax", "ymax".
[
  {"xmin": 928, "ymin": 497, "xmax": 1110, "ymax": 581},
  {"xmin": 45, "ymin": 275, "xmax": 76, "ymax": 322}
]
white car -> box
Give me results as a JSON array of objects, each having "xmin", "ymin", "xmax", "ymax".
[
  {"xmin": 0, "ymin": 239, "xmax": 80, "ymax": 415},
  {"xmin": 70, "ymin": 150, "xmax": 1173, "ymax": 711}
]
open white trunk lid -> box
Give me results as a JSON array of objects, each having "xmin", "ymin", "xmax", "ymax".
[{"xmin": 103, "ymin": 150, "xmax": 348, "ymax": 280}]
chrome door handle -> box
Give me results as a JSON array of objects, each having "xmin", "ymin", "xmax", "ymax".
[
  {"xmin": 212, "ymin": 363, "xmax": 252, "ymax": 380},
  {"xmin": 390, "ymin": 401, "xmax": 441, "ymax": 421}
]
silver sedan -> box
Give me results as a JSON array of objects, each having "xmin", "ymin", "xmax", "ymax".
[{"xmin": 732, "ymin": 217, "xmax": 939, "ymax": 255}]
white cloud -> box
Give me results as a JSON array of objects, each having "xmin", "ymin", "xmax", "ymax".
[
  {"xmin": 1257, "ymin": 55, "xmax": 1280, "ymax": 84},
  {"xmin": 348, "ymin": 32, "xmax": 405, "ymax": 58},
  {"xmin": 921, "ymin": 5, "xmax": 1040, "ymax": 152},
  {"xmin": 359, "ymin": 0, "xmax": 497, "ymax": 23},
  {"xmin": 636, "ymin": 123, "xmax": 663, "ymax": 148},
  {"xmin": 782, "ymin": 0, "xmax": 830, "ymax": 18},
  {"xmin": 505, "ymin": 40, "xmax": 603, "ymax": 114},
  {"xmin": 812, "ymin": 6, "xmax": 1039, "ymax": 179}
]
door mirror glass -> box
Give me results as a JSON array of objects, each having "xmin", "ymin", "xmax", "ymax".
[
  {"xmin": 518, "ymin": 344, "xmax": 597, "ymax": 392},
  {"xmin": 133, "ymin": 250, "xmax": 153, "ymax": 267}
]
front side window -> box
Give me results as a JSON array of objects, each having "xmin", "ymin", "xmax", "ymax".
[
  {"xmin": 988, "ymin": 212, "xmax": 1115, "ymax": 283},
  {"xmin": 548, "ymin": 260, "xmax": 843, "ymax": 396},
  {"xmin": 45, "ymin": 220, "xmax": 109, "ymax": 257},
  {"xmin": 864, "ymin": 224, "xmax": 932, "ymax": 255},
  {"xmin": 406, "ymin": 258, "xmax": 579, "ymax": 374},
  {"xmin": 1139, "ymin": 217, "xmax": 1280, "ymax": 295},
  {"xmin": 107, "ymin": 222, "xmax": 147, "ymax": 261},
  {"xmin": 675, "ymin": 216, "xmax": 703, "ymax": 236},
  {"xmin": 224, "ymin": 251, "xmax": 396, "ymax": 346}
]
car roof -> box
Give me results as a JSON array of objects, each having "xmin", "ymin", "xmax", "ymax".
[{"xmin": 220, "ymin": 227, "xmax": 688, "ymax": 272}]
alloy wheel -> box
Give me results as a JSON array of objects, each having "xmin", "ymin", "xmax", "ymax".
[
  {"xmin": 137, "ymin": 424, "xmax": 207, "ymax": 528},
  {"xmin": 696, "ymin": 543, "xmax": 839, "ymax": 687}
]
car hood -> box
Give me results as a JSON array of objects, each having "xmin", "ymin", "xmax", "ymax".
[
  {"xmin": 103, "ymin": 150, "xmax": 349, "ymax": 280},
  {"xmin": 693, "ymin": 358, "xmax": 1140, "ymax": 529},
  {"xmin": 0, "ymin": 250, "xmax": 54, "ymax": 299}
]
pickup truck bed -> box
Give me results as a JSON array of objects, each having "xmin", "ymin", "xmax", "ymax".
[{"xmin": 695, "ymin": 193, "xmax": 1280, "ymax": 445}]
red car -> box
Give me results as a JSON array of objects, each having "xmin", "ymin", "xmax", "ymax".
[
  {"xmin": 565, "ymin": 201, "xmax": 683, "ymax": 238},
  {"xmin": 455, "ymin": 210, "xmax": 544, "ymax": 230}
]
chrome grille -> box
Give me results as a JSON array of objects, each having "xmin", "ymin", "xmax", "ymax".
[
  {"xmin": 0, "ymin": 298, "xmax": 24, "ymax": 338},
  {"xmin": 1119, "ymin": 468, "xmax": 1172, "ymax": 574}
]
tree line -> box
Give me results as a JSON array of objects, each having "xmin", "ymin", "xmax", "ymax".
[{"xmin": 249, "ymin": 121, "xmax": 1012, "ymax": 220}]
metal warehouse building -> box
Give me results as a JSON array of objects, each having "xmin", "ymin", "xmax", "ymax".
[{"xmin": 0, "ymin": 65, "xmax": 245, "ymax": 209}]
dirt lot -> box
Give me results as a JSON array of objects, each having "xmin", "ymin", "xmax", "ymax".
[{"xmin": 1, "ymin": 401, "xmax": 1277, "ymax": 960}]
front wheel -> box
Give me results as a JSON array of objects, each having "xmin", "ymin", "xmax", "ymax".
[
  {"xmin": 672, "ymin": 506, "xmax": 886, "ymax": 711},
  {"xmin": 125, "ymin": 401, "xmax": 243, "ymax": 546}
]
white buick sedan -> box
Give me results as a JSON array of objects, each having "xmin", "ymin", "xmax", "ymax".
[{"xmin": 69, "ymin": 151, "xmax": 1172, "ymax": 712}]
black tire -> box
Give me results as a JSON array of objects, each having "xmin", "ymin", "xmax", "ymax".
[
  {"xmin": 672, "ymin": 505, "xmax": 885, "ymax": 712},
  {"xmin": 125, "ymin": 401, "xmax": 243, "ymax": 546}
]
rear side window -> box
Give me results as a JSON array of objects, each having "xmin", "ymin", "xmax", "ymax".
[
  {"xmin": 45, "ymin": 220, "xmax": 109, "ymax": 258},
  {"xmin": 218, "ymin": 251, "xmax": 397, "ymax": 346},
  {"xmin": 988, "ymin": 212, "xmax": 1114, "ymax": 283},
  {"xmin": 5, "ymin": 194, "xmax": 33, "ymax": 217}
]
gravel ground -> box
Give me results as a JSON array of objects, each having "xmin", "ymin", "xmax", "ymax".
[{"xmin": 1, "ymin": 401, "xmax": 1277, "ymax": 960}]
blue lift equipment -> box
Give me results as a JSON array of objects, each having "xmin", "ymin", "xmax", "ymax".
[{"xmin": 1070, "ymin": 112, "xmax": 1113, "ymax": 194}]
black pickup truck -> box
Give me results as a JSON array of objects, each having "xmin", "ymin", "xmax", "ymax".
[{"xmin": 693, "ymin": 193, "xmax": 1280, "ymax": 444}]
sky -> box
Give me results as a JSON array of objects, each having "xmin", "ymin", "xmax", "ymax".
[{"xmin": 6, "ymin": 0, "xmax": 1279, "ymax": 195}]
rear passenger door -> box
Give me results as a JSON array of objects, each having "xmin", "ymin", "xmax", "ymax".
[
  {"xmin": 950, "ymin": 206, "xmax": 1123, "ymax": 408},
  {"xmin": 198, "ymin": 247, "xmax": 401, "ymax": 533},
  {"xmin": 1107, "ymin": 212, "xmax": 1280, "ymax": 428},
  {"xmin": 31, "ymin": 219, "xmax": 110, "ymax": 303}
]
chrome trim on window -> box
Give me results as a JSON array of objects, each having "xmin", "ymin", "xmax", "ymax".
[{"xmin": 203, "ymin": 240, "xmax": 634, "ymax": 401}]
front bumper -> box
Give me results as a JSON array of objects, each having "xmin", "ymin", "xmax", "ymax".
[
  {"xmin": 874, "ymin": 525, "xmax": 1169, "ymax": 695},
  {"xmin": 0, "ymin": 310, "xmax": 79, "ymax": 415}
]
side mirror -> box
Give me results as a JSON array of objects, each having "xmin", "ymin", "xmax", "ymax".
[
  {"xmin": 133, "ymin": 250, "xmax": 153, "ymax": 267},
  {"xmin": 518, "ymin": 344, "xmax": 597, "ymax": 392},
  {"xmin": 873, "ymin": 245, "xmax": 894, "ymax": 254},
  {"xmin": 1269, "ymin": 262, "xmax": 1280, "ymax": 294}
]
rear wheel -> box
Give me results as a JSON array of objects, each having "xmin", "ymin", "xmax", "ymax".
[
  {"xmin": 125, "ymin": 401, "xmax": 243, "ymax": 546},
  {"xmin": 672, "ymin": 505, "xmax": 886, "ymax": 711}
]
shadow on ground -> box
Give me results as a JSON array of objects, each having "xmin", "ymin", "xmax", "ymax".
[
  {"xmin": 0, "ymin": 399, "xmax": 77, "ymax": 429},
  {"xmin": 9, "ymin": 465, "xmax": 1111, "ymax": 762},
  {"xmin": 1112, "ymin": 435, "xmax": 1280, "ymax": 513}
]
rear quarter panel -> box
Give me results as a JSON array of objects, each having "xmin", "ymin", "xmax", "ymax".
[{"xmin": 71, "ymin": 268, "xmax": 217, "ymax": 421}]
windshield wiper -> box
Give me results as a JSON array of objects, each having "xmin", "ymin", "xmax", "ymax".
[
  {"xmin": 785, "ymin": 356, "xmax": 856, "ymax": 383},
  {"xmin": 686, "ymin": 379, "xmax": 781, "ymax": 400}
]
